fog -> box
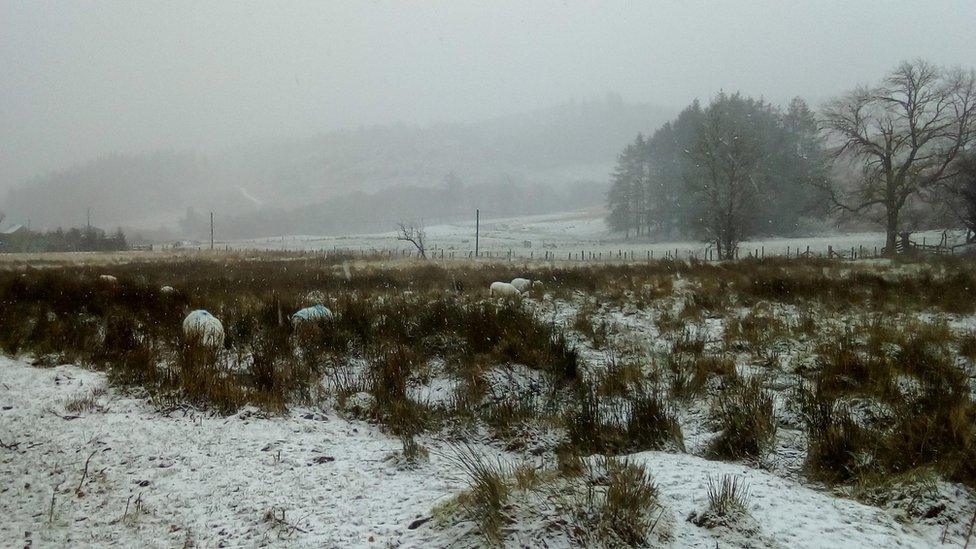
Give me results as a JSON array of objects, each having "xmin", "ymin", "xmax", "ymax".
[{"xmin": 2, "ymin": 1, "xmax": 974, "ymax": 236}]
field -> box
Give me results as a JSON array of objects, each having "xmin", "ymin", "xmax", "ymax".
[
  {"xmin": 2, "ymin": 251, "xmax": 976, "ymax": 547},
  {"xmin": 225, "ymin": 209, "xmax": 972, "ymax": 261}
]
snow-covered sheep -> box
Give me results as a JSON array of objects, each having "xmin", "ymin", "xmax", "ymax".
[
  {"xmin": 182, "ymin": 310, "xmax": 224, "ymax": 349},
  {"xmin": 98, "ymin": 275, "xmax": 118, "ymax": 283},
  {"xmin": 160, "ymin": 285, "xmax": 176, "ymax": 294},
  {"xmin": 510, "ymin": 278, "xmax": 532, "ymax": 292},
  {"xmin": 291, "ymin": 304, "xmax": 334, "ymax": 326},
  {"xmin": 489, "ymin": 281, "xmax": 521, "ymax": 297}
]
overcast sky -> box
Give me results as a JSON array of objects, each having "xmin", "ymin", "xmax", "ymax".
[{"xmin": 2, "ymin": 0, "xmax": 975, "ymax": 191}]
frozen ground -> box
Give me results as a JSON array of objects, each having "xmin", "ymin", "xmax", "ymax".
[
  {"xmin": 226, "ymin": 208, "xmax": 970, "ymax": 260},
  {"xmin": 0, "ymin": 355, "xmax": 950, "ymax": 548}
]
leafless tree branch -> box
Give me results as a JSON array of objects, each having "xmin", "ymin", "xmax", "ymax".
[{"xmin": 395, "ymin": 221, "xmax": 428, "ymax": 259}]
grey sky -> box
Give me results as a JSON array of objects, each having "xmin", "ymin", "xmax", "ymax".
[{"xmin": 2, "ymin": 0, "xmax": 974, "ymax": 191}]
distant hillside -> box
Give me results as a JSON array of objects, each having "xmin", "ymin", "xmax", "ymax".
[
  {"xmin": 5, "ymin": 98, "xmax": 671, "ymax": 235},
  {"xmin": 4, "ymin": 151, "xmax": 255, "ymax": 231}
]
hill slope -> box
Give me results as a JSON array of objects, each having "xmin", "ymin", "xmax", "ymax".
[{"xmin": 5, "ymin": 98, "xmax": 670, "ymax": 234}]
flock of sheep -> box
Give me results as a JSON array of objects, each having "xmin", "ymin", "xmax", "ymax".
[
  {"xmin": 99, "ymin": 274, "xmax": 541, "ymax": 352},
  {"xmin": 490, "ymin": 277, "xmax": 541, "ymax": 296}
]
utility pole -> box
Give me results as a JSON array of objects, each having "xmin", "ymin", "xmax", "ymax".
[
  {"xmin": 86, "ymin": 208, "xmax": 91, "ymax": 230},
  {"xmin": 475, "ymin": 209, "xmax": 480, "ymax": 258},
  {"xmin": 210, "ymin": 212, "xmax": 214, "ymax": 251}
]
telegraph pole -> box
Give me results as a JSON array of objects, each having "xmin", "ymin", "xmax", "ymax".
[
  {"xmin": 475, "ymin": 209, "xmax": 480, "ymax": 258},
  {"xmin": 86, "ymin": 208, "xmax": 91, "ymax": 230},
  {"xmin": 210, "ymin": 212, "xmax": 214, "ymax": 251}
]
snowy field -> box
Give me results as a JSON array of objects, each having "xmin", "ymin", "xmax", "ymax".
[
  {"xmin": 226, "ymin": 209, "xmax": 971, "ymax": 260},
  {"xmin": 3, "ymin": 254, "xmax": 976, "ymax": 548},
  {"xmin": 0, "ymin": 357, "xmax": 945, "ymax": 548}
]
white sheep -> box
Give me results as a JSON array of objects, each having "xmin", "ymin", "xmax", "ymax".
[
  {"xmin": 510, "ymin": 278, "xmax": 532, "ymax": 292},
  {"xmin": 160, "ymin": 285, "xmax": 176, "ymax": 294},
  {"xmin": 98, "ymin": 275, "xmax": 118, "ymax": 283},
  {"xmin": 489, "ymin": 281, "xmax": 521, "ymax": 297},
  {"xmin": 182, "ymin": 310, "xmax": 224, "ymax": 349},
  {"xmin": 291, "ymin": 304, "xmax": 334, "ymax": 326}
]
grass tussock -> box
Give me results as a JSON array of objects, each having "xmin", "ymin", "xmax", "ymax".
[
  {"xmin": 667, "ymin": 353, "xmax": 738, "ymax": 400},
  {"xmin": 797, "ymin": 328, "xmax": 976, "ymax": 489},
  {"xmin": 705, "ymin": 474, "xmax": 750, "ymax": 517},
  {"xmin": 689, "ymin": 474, "xmax": 752, "ymax": 529},
  {"xmin": 707, "ymin": 377, "xmax": 777, "ymax": 461},
  {"xmin": 566, "ymin": 384, "xmax": 684, "ymax": 456},
  {"xmin": 592, "ymin": 457, "xmax": 663, "ymax": 546},
  {"xmin": 451, "ymin": 444, "xmax": 510, "ymax": 544}
]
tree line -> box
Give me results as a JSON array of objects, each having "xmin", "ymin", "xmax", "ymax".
[
  {"xmin": 607, "ymin": 60, "xmax": 976, "ymax": 257},
  {"xmin": 0, "ymin": 225, "xmax": 128, "ymax": 253}
]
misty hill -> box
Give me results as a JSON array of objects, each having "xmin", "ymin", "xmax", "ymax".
[{"xmin": 5, "ymin": 97, "xmax": 671, "ymax": 235}]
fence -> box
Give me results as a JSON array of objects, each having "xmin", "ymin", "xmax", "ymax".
[{"xmin": 230, "ymin": 242, "xmax": 932, "ymax": 263}]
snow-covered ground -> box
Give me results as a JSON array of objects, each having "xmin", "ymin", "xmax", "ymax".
[
  {"xmin": 0, "ymin": 355, "xmax": 951, "ymax": 548},
  {"xmin": 225, "ymin": 209, "xmax": 970, "ymax": 260},
  {"xmin": 0, "ymin": 357, "xmax": 468, "ymax": 548}
]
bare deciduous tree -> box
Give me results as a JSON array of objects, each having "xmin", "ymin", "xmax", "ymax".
[
  {"xmin": 395, "ymin": 221, "xmax": 427, "ymax": 259},
  {"xmin": 819, "ymin": 60, "xmax": 976, "ymax": 254}
]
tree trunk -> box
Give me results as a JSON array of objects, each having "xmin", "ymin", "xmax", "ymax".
[{"xmin": 884, "ymin": 207, "xmax": 898, "ymax": 256}]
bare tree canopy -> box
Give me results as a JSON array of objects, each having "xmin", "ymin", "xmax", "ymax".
[
  {"xmin": 395, "ymin": 221, "xmax": 428, "ymax": 259},
  {"xmin": 820, "ymin": 59, "xmax": 976, "ymax": 253}
]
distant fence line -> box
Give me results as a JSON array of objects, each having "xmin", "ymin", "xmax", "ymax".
[{"xmin": 223, "ymin": 242, "xmax": 927, "ymax": 262}]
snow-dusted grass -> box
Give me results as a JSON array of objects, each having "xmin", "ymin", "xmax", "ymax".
[
  {"xmin": 1, "ymin": 352, "xmax": 935, "ymax": 548},
  {"xmin": 3, "ymin": 254, "xmax": 976, "ymax": 546},
  {"xmin": 0, "ymin": 357, "xmax": 470, "ymax": 547}
]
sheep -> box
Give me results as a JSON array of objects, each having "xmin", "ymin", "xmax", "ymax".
[
  {"xmin": 182, "ymin": 310, "xmax": 224, "ymax": 349},
  {"xmin": 160, "ymin": 285, "xmax": 176, "ymax": 294},
  {"xmin": 489, "ymin": 281, "xmax": 521, "ymax": 297},
  {"xmin": 291, "ymin": 304, "xmax": 334, "ymax": 326},
  {"xmin": 510, "ymin": 278, "xmax": 532, "ymax": 292},
  {"xmin": 98, "ymin": 275, "xmax": 118, "ymax": 283}
]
